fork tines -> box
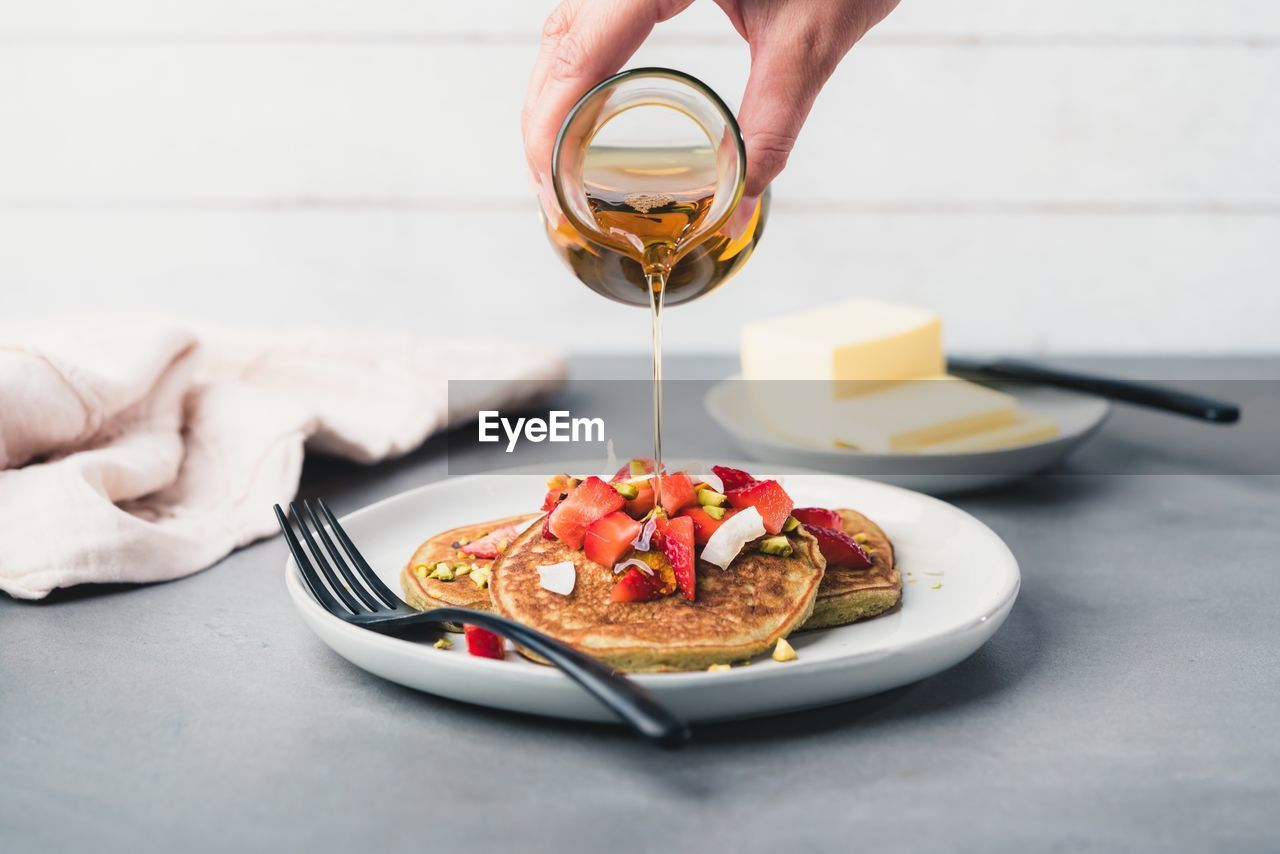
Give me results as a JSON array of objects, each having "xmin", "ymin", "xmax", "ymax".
[{"xmin": 274, "ymin": 498, "xmax": 402, "ymax": 617}]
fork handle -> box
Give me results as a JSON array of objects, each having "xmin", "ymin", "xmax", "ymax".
[{"xmin": 363, "ymin": 607, "xmax": 691, "ymax": 747}]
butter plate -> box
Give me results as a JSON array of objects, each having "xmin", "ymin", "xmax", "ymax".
[{"xmin": 705, "ymin": 378, "xmax": 1110, "ymax": 495}]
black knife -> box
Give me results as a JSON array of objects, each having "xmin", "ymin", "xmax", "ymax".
[{"xmin": 947, "ymin": 357, "xmax": 1241, "ymax": 424}]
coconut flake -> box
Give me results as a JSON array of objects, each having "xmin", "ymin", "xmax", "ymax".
[
  {"xmin": 513, "ymin": 515, "xmax": 542, "ymax": 535},
  {"xmin": 601, "ymin": 439, "xmax": 618, "ymax": 480},
  {"xmin": 632, "ymin": 516, "xmax": 658, "ymax": 551},
  {"xmin": 700, "ymin": 506, "xmax": 766, "ymax": 570},
  {"xmin": 536, "ymin": 561, "xmax": 576, "ymax": 595},
  {"xmin": 697, "ymin": 470, "xmax": 724, "ymax": 493},
  {"xmin": 613, "ymin": 557, "xmax": 654, "ymax": 576}
]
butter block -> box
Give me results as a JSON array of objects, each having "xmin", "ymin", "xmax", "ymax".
[
  {"xmin": 828, "ymin": 376, "xmax": 1019, "ymax": 453},
  {"xmin": 915, "ymin": 411, "xmax": 1060, "ymax": 454},
  {"xmin": 740, "ymin": 299, "xmax": 944, "ymax": 394}
]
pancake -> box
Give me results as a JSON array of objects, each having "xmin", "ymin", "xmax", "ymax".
[
  {"xmin": 400, "ymin": 514, "xmax": 540, "ymax": 622},
  {"xmin": 488, "ymin": 518, "xmax": 826, "ymax": 672},
  {"xmin": 802, "ymin": 508, "xmax": 901, "ymax": 629}
]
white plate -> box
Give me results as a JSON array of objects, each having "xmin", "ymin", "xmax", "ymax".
[
  {"xmin": 705, "ymin": 379, "xmax": 1110, "ymax": 494},
  {"xmin": 285, "ymin": 466, "xmax": 1020, "ymax": 724}
]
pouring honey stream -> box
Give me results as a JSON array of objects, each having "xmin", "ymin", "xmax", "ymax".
[{"xmin": 546, "ymin": 69, "xmax": 767, "ymax": 502}]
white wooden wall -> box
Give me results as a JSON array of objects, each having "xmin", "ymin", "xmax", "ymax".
[{"xmin": 2, "ymin": 1, "xmax": 1277, "ymax": 355}]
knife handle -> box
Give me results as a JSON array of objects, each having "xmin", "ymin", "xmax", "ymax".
[{"xmin": 950, "ymin": 358, "xmax": 1241, "ymax": 424}]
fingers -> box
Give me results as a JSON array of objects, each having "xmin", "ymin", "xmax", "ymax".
[
  {"xmin": 735, "ymin": 26, "xmax": 845, "ymax": 198},
  {"xmin": 731, "ymin": 0, "xmax": 899, "ymax": 196},
  {"xmin": 521, "ymin": 0, "xmax": 695, "ymax": 185}
]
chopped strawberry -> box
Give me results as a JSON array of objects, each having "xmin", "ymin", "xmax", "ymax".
[
  {"xmin": 624, "ymin": 484, "xmax": 656, "ymax": 519},
  {"xmin": 547, "ymin": 476, "xmax": 626, "ymax": 548},
  {"xmin": 658, "ymin": 471, "xmax": 698, "ymax": 516},
  {"xmin": 609, "ymin": 567, "xmax": 666, "ymax": 602},
  {"xmin": 463, "ymin": 625, "xmax": 504, "ymax": 659},
  {"xmin": 655, "ymin": 516, "xmax": 696, "ymax": 601},
  {"xmin": 712, "ymin": 465, "xmax": 760, "ymax": 493},
  {"xmin": 679, "ymin": 506, "xmax": 738, "ymax": 546},
  {"xmin": 803, "ymin": 524, "xmax": 874, "ymax": 569},
  {"xmin": 791, "ymin": 507, "xmax": 842, "ymax": 529},
  {"xmin": 726, "ymin": 479, "xmax": 794, "ymax": 535},
  {"xmin": 584, "ymin": 511, "xmax": 642, "ymax": 568},
  {"xmin": 541, "ymin": 512, "xmax": 555, "ymax": 540},
  {"xmin": 459, "ymin": 524, "xmax": 519, "ymax": 559}
]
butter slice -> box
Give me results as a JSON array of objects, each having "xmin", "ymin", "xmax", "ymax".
[
  {"xmin": 829, "ymin": 376, "xmax": 1019, "ymax": 453},
  {"xmin": 741, "ymin": 299, "xmax": 943, "ymax": 394},
  {"xmin": 915, "ymin": 411, "xmax": 1059, "ymax": 454}
]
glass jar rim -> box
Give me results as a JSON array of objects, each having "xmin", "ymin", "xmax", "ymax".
[{"xmin": 550, "ymin": 67, "xmax": 748, "ymax": 262}]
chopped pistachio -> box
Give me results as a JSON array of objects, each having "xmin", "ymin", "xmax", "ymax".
[
  {"xmin": 454, "ymin": 564, "xmax": 473, "ymax": 577},
  {"xmin": 433, "ymin": 637, "xmax": 453, "ymax": 650},
  {"xmin": 757, "ymin": 535, "xmax": 793, "ymax": 557},
  {"xmin": 696, "ymin": 488, "xmax": 727, "ymax": 507},
  {"xmin": 613, "ymin": 482, "xmax": 640, "ymax": 500},
  {"xmin": 470, "ymin": 570, "xmax": 490, "ymax": 589},
  {"xmin": 704, "ymin": 505, "xmax": 727, "ymax": 521},
  {"xmin": 629, "ymin": 459, "xmax": 648, "ymax": 476},
  {"xmin": 772, "ymin": 638, "xmax": 798, "ymax": 662},
  {"xmin": 413, "ymin": 564, "xmax": 428, "ymax": 579},
  {"xmin": 931, "ymin": 582, "xmax": 942, "ymax": 590},
  {"xmin": 707, "ymin": 663, "xmax": 732, "ymax": 672},
  {"xmin": 428, "ymin": 563, "xmax": 455, "ymax": 581},
  {"xmin": 853, "ymin": 532, "xmax": 870, "ymax": 544},
  {"xmin": 781, "ymin": 515, "xmax": 801, "ymax": 533}
]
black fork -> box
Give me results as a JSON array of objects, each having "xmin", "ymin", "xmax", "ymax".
[{"xmin": 275, "ymin": 498, "xmax": 690, "ymax": 747}]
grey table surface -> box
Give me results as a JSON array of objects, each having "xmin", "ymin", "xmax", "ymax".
[{"xmin": 3, "ymin": 355, "xmax": 1277, "ymax": 854}]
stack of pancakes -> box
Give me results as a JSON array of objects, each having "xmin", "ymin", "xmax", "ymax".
[{"xmin": 401, "ymin": 507, "xmax": 901, "ymax": 672}]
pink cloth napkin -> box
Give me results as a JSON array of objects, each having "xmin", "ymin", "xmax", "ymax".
[{"xmin": 0, "ymin": 317, "xmax": 566, "ymax": 599}]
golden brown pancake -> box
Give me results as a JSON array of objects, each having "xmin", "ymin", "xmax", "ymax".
[
  {"xmin": 802, "ymin": 508, "xmax": 901, "ymax": 629},
  {"xmin": 488, "ymin": 519, "xmax": 826, "ymax": 672},
  {"xmin": 400, "ymin": 514, "xmax": 540, "ymax": 623}
]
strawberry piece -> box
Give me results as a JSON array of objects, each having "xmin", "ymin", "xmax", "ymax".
[
  {"xmin": 541, "ymin": 513, "xmax": 555, "ymax": 540},
  {"xmin": 624, "ymin": 484, "xmax": 656, "ymax": 519},
  {"xmin": 584, "ymin": 511, "xmax": 642, "ymax": 568},
  {"xmin": 609, "ymin": 567, "xmax": 666, "ymax": 602},
  {"xmin": 679, "ymin": 506, "xmax": 739, "ymax": 546},
  {"xmin": 791, "ymin": 507, "xmax": 841, "ymax": 529},
  {"xmin": 712, "ymin": 465, "xmax": 760, "ymax": 493},
  {"xmin": 657, "ymin": 471, "xmax": 697, "ymax": 516},
  {"xmin": 547, "ymin": 476, "xmax": 625, "ymax": 549},
  {"xmin": 803, "ymin": 524, "xmax": 874, "ymax": 569},
  {"xmin": 463, "ymin": 625, "xmax": 505, "ymax": 659},
  {"xmin": 655, "ymin": 516, "xmax": 696, "ymax": 601},
  {"xmin": 459, "ymin": 524, "xmax": 520, "ymax": 559},
  {"xmin": 726, "ymin": 479, "xmax": 794, "ymax": 535}
]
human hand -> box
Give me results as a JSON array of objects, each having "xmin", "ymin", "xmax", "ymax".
[{"xmin": 521, "ymin": 0, "xmax": 900, "ymax": 202}]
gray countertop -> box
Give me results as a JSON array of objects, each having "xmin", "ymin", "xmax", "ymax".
[{"xmin": 3, "ymin": 356, "xmax": 1277, "ymax": 854}]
